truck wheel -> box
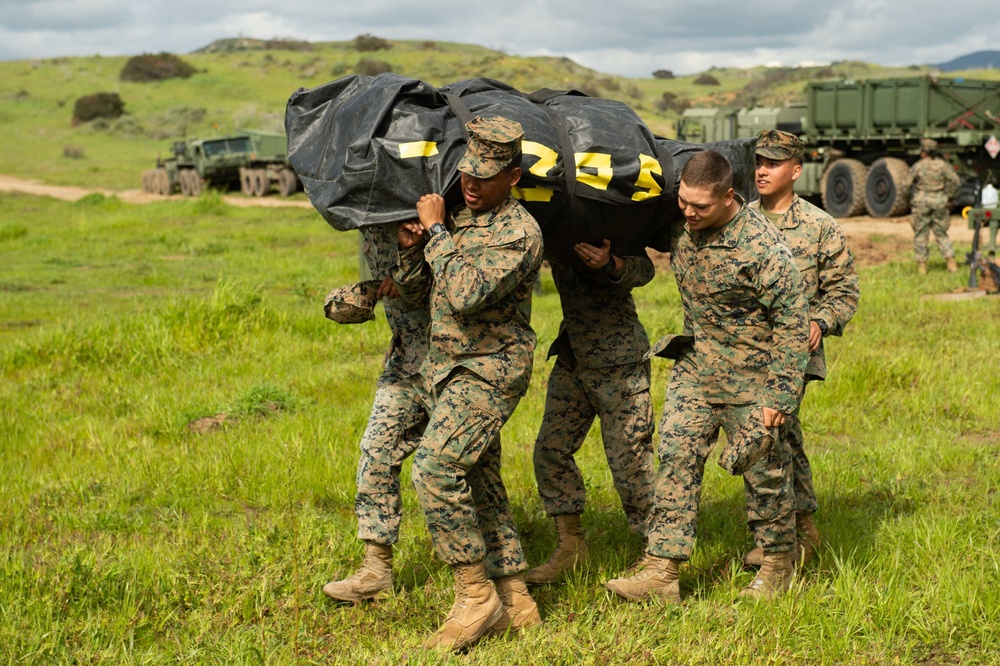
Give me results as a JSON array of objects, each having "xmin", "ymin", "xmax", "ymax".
[
  {"xmin": 240, "ymin": 168, "xmax": 254, "ymax": 196},
  {"xmin": 822, "ymin": 159, "xmax": 867, "ymax": 217},
  {"xmin": 865, "ymin": 157, "xmax": 911, "ymax": 218},
  {"xmin": 179, "ymin": 170, "xmax": 193, "ymax": 196},
  {"xmin": 189, "ymin": 172, "xmax": 202, "ymax": 197},
  {"xmin": 142, "ymin": 170, "xmax": 155, "ymax": 193},
  {"xmin": 156, "ymin": 169, "xmax": 171, "ymax": 196},
  {"xmin": 278, "ymin": 169, "xmax": 298, "ymax": 196},
  {"xmin": 252, "ymin": 169, "xmax": 269, "ymax": 197}
]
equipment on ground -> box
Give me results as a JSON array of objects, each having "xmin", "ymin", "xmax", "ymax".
[
  {"xmin": 141, "ymin": 129, "xmax": 299, "ymax": 197},
  {"xmin": 965, "ymin": 205, "xmax": 1000, "ymax": 291},
  {"xmin": 677, "ymin": 76, "xmax": 1000, "ymax": 218}
]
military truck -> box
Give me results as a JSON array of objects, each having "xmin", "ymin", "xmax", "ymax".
[
  {"xmin": 141, "ymin": 129, "xmax": 299, "ymax": 197},
  {"xmin": 677, "ymin": 76, "xmax": 1000, "ymax": 217}
]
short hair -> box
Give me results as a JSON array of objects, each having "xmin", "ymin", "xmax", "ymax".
[{"xmin": 680, "ymin": 150, "xmax": 733, "ymax": 196}]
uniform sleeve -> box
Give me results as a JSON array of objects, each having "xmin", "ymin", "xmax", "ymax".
[
  {"xmin": 608, "ymin": 252, "xmax": 655, "ymax": 289},
  {"xmin": 946, "ymin": 165, "xmax": 962, "ymax": 198},
  {"xmin": 756, "ymin": 247, "xmax": 809, "ymax": 414},
  {"xmin": 423, "ymin": 217, "xmax": 543, "ymax": 315},
  {"xmin": 812, "ymin": 220, "xmax": 860, "ymax": 337},
  {"xmin": 391, "ymin": 242, "xmax": 432, "ymax": 312}
]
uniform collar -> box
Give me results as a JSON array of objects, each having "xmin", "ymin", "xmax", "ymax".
[
  {"xmin": 693, "ymin": 194, "xmax": 748, "ymax": 248},
  {"xmin": 452, "ymin": 196, "xmax": 516, "ymax": 229},
  {"xmin": 753, "ymin": 194, "xmax": 802, "ymax": 230}
]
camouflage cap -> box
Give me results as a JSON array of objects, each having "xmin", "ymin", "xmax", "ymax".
[
  {"xmin": 920, "ymin": 138, "xmax": 938, "ymax": 152},
  {"xmin": 457, "ymin": 115, "xmax": 523, "ymax": 179},
  {"xmin": 755, "ymin": 129, "xmax": 804, "ymax": 161},
  {"xmin": 323, "ymin": 280, "xmax": 380, "ymax": 324}
]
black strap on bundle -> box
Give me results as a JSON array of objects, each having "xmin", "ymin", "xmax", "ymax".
[{"xmin": 527, "ymin": 88, "xmax": 581, "ymax": 203}]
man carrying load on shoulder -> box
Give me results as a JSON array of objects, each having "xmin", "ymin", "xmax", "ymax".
[{"xmin": 605, "ymin": 150, "xmax": 809, "ymax": 603}]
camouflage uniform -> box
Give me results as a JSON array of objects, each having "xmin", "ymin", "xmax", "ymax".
[
  {"xmin": 749, "ymin": 195, "xmax": 859, "ymax": 515},
  {"xmin": 394, "ymin": 193, "xmax": 544, "ymax": 577},
  {"xmin": 646, "ymin": 201, "xmax": 809, "ymax": 560},
  {"xmin": 532, "ymin": 258, "xmax": 655, "ymax": 535},
  {"xmin": 353, "ymin": 224, "xmax": 430, "ymax": 545},
  {"xmin": 909, "ymin": 152, "xmax": 961, "ymax": 262}
]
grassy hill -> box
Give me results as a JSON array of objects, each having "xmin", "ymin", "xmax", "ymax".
[{"xmin": 1, "ymin": 37, "xmax": 997, "ymax": 191}]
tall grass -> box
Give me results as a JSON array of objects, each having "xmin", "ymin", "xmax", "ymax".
[{"xmin": 1, "ymin": 193, "xmax": 999, "ymax": 664}]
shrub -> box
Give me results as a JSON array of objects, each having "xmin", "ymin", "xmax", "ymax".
[
  {"xmin": 354, "ymin": 34, "xmax": 392, "ymax": 52},
  {"xmin": 420, "ymin": 41, "xmax": 439, "ymax": 51},
  {"xmin": 62, "ymin": 145, "xmax": 85, "ymax": 159},
  {"xmin": 655, "ymin": 91, "xmax": 690, "ymax": 114},
  {"xmin": 355, "ymin": 58, "xmax": 392, "ymax": 76},
  {"xmin": 652, "ymin": 69, "xmax": 674, "ymax": 79},
  {"xmin": 119, "ymin": 52, "xmax": 196, "ymax": 82},
  {"xmin": 694, "ymin": 73, "xmax": 720, "ymax": 86},
  {"xmin": 331, "ymin": 62, "xmax": 349, "ymax": 77},
  {"xmin": 72, "ymin": 92, "xmax": 125, "ymax": 124}
]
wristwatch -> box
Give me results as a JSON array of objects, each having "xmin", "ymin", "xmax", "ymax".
[
  {"xmin": 600, "ymin": 256, "xmax": 618, "ymax": 277},
  {"xmin": 428, "ymin": 222, "xmax": 448, "ymax": 236},
  {"xmin": 813, "ymin": 319, "xmax": 829, "ymax": 335}
]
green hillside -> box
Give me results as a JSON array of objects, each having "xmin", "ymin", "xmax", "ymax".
[{"xmin": 1, "ymin": 37, "xmax": 997, "ymax": 191}]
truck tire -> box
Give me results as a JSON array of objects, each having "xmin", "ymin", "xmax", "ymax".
[
  {"xmin": 278, "ymin": 169, "xmax": 298, "ymax": 196},
  {"xmin": 189, "ymin": 172, "xmax": 202, "ymax": 197},
  {"xmin": 865, "ymin": 157, "xmax": 911, "ymax": 218},
  {"xmin": 252, "ymin": 169, "xmax": 269, "ymax": 197},
  {"xmin": 156, "ymin": 169, "xmax": 171, "ymax": 196},
  {"xmin": 822, "ymin": 159, "xmax": 867, "ymax": 218},
  {"xmin": 240, "ymin": 168, "xmax": 254, "ymax": 196},
  {"xmin": 179, "ymin": 169, "xmax": 193, "ymax": 196},
  {"xmin": 142, "ymin": 170, "xmax": 156, "ymax": 193}
]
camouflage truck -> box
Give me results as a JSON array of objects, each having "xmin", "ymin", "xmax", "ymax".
[
  {"xmin": 141, "ymin": 130, "xmax": 299, "ymax": 197},
  {"xmin": 677, "ymin": 76, "xmax": 1000, "ymax": 217}
]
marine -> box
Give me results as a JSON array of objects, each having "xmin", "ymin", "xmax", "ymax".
[
  {"xmin": 393, "ymin": 116, "xmax": 544, "ymax": 651},
  {"xmin": 909, "ymin": 138, "xmax": 962, "ymax": 274},
  {"xmin": 746, "ymin": 129, "xmax": 860, "ymax": 566},
  {"xmin": 605, "ymin": 150, "xmax": 809, "ymax": 602}
]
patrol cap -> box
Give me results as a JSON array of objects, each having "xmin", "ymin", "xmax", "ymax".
[
  {"xmin": 457, "ymin": 115, "xmax": 524, "ymax": 179},
  {"xmin": 755, "ymin": 129, "xmax": 804, "ymax": 161},
  {"xmin": 920, "ymin": 138, "xmax": 938, "ymax": 152},
  {"xmin": 323, "ymin": 280, "xmax": 380, "ymax": 324}
]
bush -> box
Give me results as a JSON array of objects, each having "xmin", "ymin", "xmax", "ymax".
[
  {"xmin": 72, "ymin": 92, "xmax": 125, "ymax": 124},
  {"xmin": 354, "ymin": 34, "xmax": 392, "ymax": 52},
  {"xmin": 420, "ymin": 41, "xmax": 439, "ymax": 51},
  {"xmin": 62, "ymin": 145, "xmax": 85, "ymax": 159},
  {"xmin": 355, "ymin": 58, "xmax": 392, "ymax": 76},
  {"xmin": 694, "ymin": 73, "xmax": 720, "ymax": 86},
  {"xmin": 120, "ymin": 52, "xmax": 196, "ymax": 82},
  {"xmin": 652, "ymin": 69, "xmax": 674, "ymax": 79},
  {"xmin": 655, "ymin": 91, "xmax": 690, "ymax": 114}
]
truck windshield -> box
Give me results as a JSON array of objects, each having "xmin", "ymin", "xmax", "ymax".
[{"xmin": 203, "ymin": 138, "xmax": 253, "ymax": 157}]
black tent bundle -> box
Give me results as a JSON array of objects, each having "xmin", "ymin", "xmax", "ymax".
[{"xmin": 286, "ymin": 73, "xmax": 756, "ymax": 266}]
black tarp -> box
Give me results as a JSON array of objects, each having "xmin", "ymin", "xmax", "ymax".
[{"xmin": 286, "ymin": 73, "xmax": 756, "ymax": 266}]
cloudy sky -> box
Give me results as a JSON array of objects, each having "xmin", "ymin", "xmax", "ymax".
[{"xmin": 0, "ymin": 0, "xmax": 994, "ymax": 77}]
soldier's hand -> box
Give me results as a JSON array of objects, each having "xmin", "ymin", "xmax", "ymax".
[
  {"xmin": 416, "ymin": 193, "xmax": 446, "ymax": 231},
  {"xmin": 809, "ymin": 321, "xmax": 823, "ymax": 352},
  {"xmin": 573, "ymin": 238, "xmax": 613, "ymax": 269},
  {"xmin": 762, "ymin": 407, "xmax": 786, "ymax": 428},
  {"xmin": 397, "ymin": 220, "xmax": 425, "ymax": 248},
  {"xmin": 376, "ymin": 276, "xmax": 399, "ymax": 300}
]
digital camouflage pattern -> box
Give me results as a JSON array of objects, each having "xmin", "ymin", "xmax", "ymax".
[
  {"xmin": 748, "ymin": 195, "xmax": 860, "ymax": 516},
  {"xmin": 394, "ymin": 197, "xmax": 544, "ymax": 397},
  {"xmin": 532, "ymin": 259, "xmax": 655, "ymax": 534},
  {"xmin": 644, "ymin": 201, "xmax": 808, "ymax": 559},
  {"xmin": 662, "ymin": 201, "xmax": 809, "ymax": 414},
  {"xmin": 748, "ymin": 195, "xmax": 859, "ymax": 382},
  {"xmin": 393, "ymin": 194, "xmax": 543, "ymax": 576},
  {"xmin": 909, "ymin": 156, "xmax": 961, "ymax": 262},
  {"xmin": 457, "ymin": 116, "xmax": 524, "ymax": 179},
  {"xmin": 647, "ymin": 392, "xmax": 795, "ymax": 558},
  {"xmin": 755, "ymin": 129, "xmax": 804, "ymax": 161},
  {"xmin": 323, "ymin": 279, "xmax": 380, "ymax": 325},
  {"xmin": 352, "ymin": 225, "xmax": 431, "ymax": 544}
]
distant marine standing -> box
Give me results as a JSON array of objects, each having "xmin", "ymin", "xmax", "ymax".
[{"xmin": 909, "ymin": 138, "xmax": 962, "ymax": 274}]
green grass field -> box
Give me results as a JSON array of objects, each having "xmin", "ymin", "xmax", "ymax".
[{"xmin": 2, "ymin": 191, "xmax": 999, "ymax": 664}]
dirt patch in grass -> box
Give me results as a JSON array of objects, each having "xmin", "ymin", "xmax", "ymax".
[{"xmin": 187, "ymin": 413, "xmax": 236, "ymax": 433}]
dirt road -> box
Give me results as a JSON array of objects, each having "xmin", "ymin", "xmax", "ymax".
[{"xmin": 0, "ymin": 173, "xmax": 978, "ymax": 249}]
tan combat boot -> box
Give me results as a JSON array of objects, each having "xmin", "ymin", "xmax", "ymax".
[
  {"xmin": 488, "ymin": 573, "xmax": 542, "ymax": 636},
  {"xmin": 740, "ymin": 550, "xmax": 794, "ymax": 599},
  {"xmin": 917, "ymin": 262, "xmax": 928, "ymax": 275},
  {"xmin": 796, "ymin": 513, "xmax": 820, "ymax": 564},
  {"xmin": 604, "ymin": 555, "xmax": 682, "ymax": 603},
  {"xmin": 322, "ymin": 541, "xmax": 392, "ymax": 602},
  {"xmin": 946, "ymin": 257, "xmax": 958, "ymax": 273},
  {"xmin": 524, "ymin": 514, "xmax": 587, "ymax": 584},
  {"xmin": 424, "ymin": 561, "xmax": 502, "ymax": 651}
]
